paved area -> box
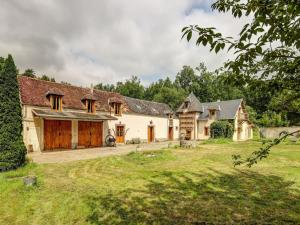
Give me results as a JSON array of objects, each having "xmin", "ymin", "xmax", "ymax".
[{"xmin": 29, "ymin": 141, "xmax": 179, "ymax": 164}]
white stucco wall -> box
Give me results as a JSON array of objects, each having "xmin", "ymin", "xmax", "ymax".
[
  {"xmin": 232, "ymin": 106, "xmax": 253, "ymax": 141},
  {"xmin": 22, "ymin": 105, "xmax": 179, "ymax": 152},
  {"xmin": 105, "ymin": 113, "xmax": 179, "ymax": 143}
]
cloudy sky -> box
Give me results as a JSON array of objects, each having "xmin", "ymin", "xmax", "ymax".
[{"xmin": 0, "ymin": 0, "xmax": 248, "ymax": 86}]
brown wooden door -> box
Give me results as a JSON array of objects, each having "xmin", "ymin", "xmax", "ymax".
[
  {"xmin": 44, "ymin": 120, "xmax": 72, "ymax": 151},
  {"xmin": 148, "ymin": 126, "xmax": 154, "ymax": 142},
  {"xmin": 78, "ymin": 121, "xmax": 103, "ymax": 148},
  {"xmin": 116, "ymin": 125, "xmax": 125, "ymax": 143},
  {"xmin": 168, "ymin": 127, "xmax": 173, "ymax": 140},
  {"xmin": 90, "ymin": 122, "xmax": 103, "ymax": 147}
]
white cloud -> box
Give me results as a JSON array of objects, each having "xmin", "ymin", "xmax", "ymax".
[{"xmin": 0, "ymin": 0, "xmax": 250, "ymax": 86}]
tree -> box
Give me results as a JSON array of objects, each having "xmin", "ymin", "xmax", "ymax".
[
  {"xmin": 40, "ymin": 75, "xmax": 56, "ymax": 82},
  {"xmin": 22, "ymin": 68, "xmax": 36, "ymax": 78},
  {"xmin": 94, "ymin": 83, "xmax": 116, "ymax": 92},
  {"xmin": 144, "ymin": 77, "xmax": 175, "ymax": 99},
  {"xmin": 60, "ymin": 81, "xmax": 72, "ymax": 85},
  {"xmin": 115, "ymin": 76, "xmax": 145, "ymax": 99},
  {"xmin": 182, "ymin": 0, "xmax": 300, "ymax": 166},
  {"xmin": 153, "ymin": 86, "xmax": 187, "ymax": 110},
  {"xmin": 0, "ymin": 55, "xmax": 26, "ymax": 170},
  {"xmin": 175, "ymin": 64, "xmax": 244, "ymax": 103}
]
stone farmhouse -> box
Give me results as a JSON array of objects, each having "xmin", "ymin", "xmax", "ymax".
[
  {"xmin": 18, "ymin": 76, "xmax": 179, "ymax": 152},
  {"xmin": 18, "ymin": 76, "xmax": 252, "ymax": 152}
]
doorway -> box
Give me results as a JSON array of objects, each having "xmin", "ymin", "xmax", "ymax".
[
  {"xmin": 168, "ymin": 127, "xmax": 173, "ymax": 140},
  {"xmin": 116, "ymin": 125, "xmax": 125, "ymax": 143},
  {"xmin": 148, "ymin": 126, "xmax": 155, "ymax": 142}
]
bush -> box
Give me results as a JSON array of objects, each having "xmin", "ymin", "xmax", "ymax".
[
  {"xmin": 210, "ymin": 121, "xmax": 234, "ymax": 139},
  {"xmin": 257, "ymin": 111, "xmax": 289, "ymax": 127},
  {"xmin": 0, "ymin": 141, "xmax": 27, "ymax": 171}
]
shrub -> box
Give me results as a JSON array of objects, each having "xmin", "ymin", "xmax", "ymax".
[
  {"xmin": 257, "ymin": 111, "xmax": 289, "ymax": 127},
  {"xmin": 210, "ymin": 121, "xmax": 234, "ymax": 139},
  {"xmin": 0, "ymin": 141, "xmax": 26, "ymax": 171}
]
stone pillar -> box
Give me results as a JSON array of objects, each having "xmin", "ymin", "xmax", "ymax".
[{"xmin": 72, "ymin": 120, "xmax": 78, "ymax": 149}]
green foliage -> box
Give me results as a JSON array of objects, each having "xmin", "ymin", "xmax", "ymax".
[
  {"xmin": 40, "ymin": 75, "xmax": 55, "ymax": 82},
  {"xmin": 0, "ymin": 55, "xmax": 26, "ymax": 171},
  {"xmin": 115, "ymin": 76, "xmax": 145, "ymax": 99},
  {"xmin": 22, "ymin": 68, "xmax": 36, "ymax": 78},
  {"xmin": 182, "ymin": 1, "xmax": 300, "ymax": 91},
  {"xmin": 210, "ymin": 121, "xmax": 234, "ymax": 139},
  {"xmin": 94, "ymin": 83, "xmax": 116, "ymax": 92},
  {"xmin": 153, "ymin": 87, "xmax": 186, "ymax": 110},
  {"xmin": 257, "ymin": 111, "xmax": 289, "ymax": 127},
  {"xmin": 175, "ymin": 64, "xmax": 244, "ymax": 103},
  {"xmin": 182, "ymin": 0, "xmax": 300, "ymax": 165},
  {"xmin": 143, "ymin": 77, "xmax": 187, "ymax": 110}
]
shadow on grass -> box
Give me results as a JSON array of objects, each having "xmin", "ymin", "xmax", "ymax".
[{"xmin": 86, "ymin": 170, "xmax": 300, "ymax": 225}]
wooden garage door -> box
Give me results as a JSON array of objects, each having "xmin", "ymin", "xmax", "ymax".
[
  {"xmin": 78, "ymin": 121, "xmax": 103, "ymax": 148},
  {"xmin": 44, "ymin": 120, "xmax": 72, "ymax": 150}
]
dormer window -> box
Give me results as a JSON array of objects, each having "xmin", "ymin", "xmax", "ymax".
[
  {"xmin": 109, "ymin": 97, "xmax": 123, "ymax": 116},
  {"xmin": 114, "ymin": 103, "xmax": 122, "ymax": 116},
  {"xmin": 46, "ymin": 89, "xmax": 64, "ymax": 111},
  {"xmin": 86, "ymin": 100, "xmax": 95, "ymax": 113},
  {"xmin": 184, "ymin": 101, "xmax": 190, "ymax": 109},
  {"xmin": 50, "ymin": 95, "xmax": 62, "ymax": 111}
]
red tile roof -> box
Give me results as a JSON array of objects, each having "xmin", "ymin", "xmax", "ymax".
[
  {"xmin": 18, "ymin": 76, "xmax": 127, "ymax": 112},
  {"xmin": 18, "ymin": 76, "xmax": 172, "ymax": 117}
]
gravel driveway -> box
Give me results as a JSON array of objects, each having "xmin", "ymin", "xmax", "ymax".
[{"xmin": 29, "ymin": 141, "xmax": 179, "ymax": 164}]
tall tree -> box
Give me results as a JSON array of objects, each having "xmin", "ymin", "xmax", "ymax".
[
  {"xmin": 0, "ymin": 55, "xmax": 26, "ymax": 170},
  {"xmin": 144, "ymin": 77, "xmax": 174, "ymax": 100},
  {"xmin": 115, "ymin": 76, "xmax": 145, "ymax": 99},
  {"xmin": 153, "ymin": 86, "xmax": 187, "ymax": 110},
  {"xmin": 182, "ymin": 0, "xmax": 300, "ymax": 166}
]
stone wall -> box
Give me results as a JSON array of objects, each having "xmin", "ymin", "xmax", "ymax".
[{"xmin": 259, "ymin": 126, "xmax": 300, "ymax": 139}]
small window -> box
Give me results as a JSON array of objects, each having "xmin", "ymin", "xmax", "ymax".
[
  {"xmin": 114, "ymin": 103, "xmax": 122, "ymax": 116},
  {"xmin": 169, "ymin": 114, "xmax": 173, "ymax": 119},
  {"xmin": 184, "ymin": 101, "xmax": 189, "ymax": 109},
  {"xmin": 211, "ymin": 110, "xmax": 215, "ymax": 116},
  {"xmin": 51, "ymin": 95, "xmax": 62, "ymax": 111},
  {"xmin": 86, "ymin": 100, "xmax": 95, "ymax": 113}
]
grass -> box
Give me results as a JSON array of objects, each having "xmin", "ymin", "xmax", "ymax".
[{"xmin": 0, "ymin": 141, "xmax": 299, "ymax": 225}]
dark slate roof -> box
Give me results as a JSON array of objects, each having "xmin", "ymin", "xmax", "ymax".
[
  {"xmin": 124, "ymin": 96, "xmax": 171, "ymax": 117},
  {"xmin": 198, "ymin": 99, "xmax": 243, "ymax": 120},
  {"xmin": 177, "ymin": 93, "xmax": 243, "ymax": 120},
  {"xmin": 32, "ymin": 109, "xmax": 118, "ymax": 121},
  {"xmin": 176, "ymin": 93, "xmax": 203, "ymax": 113}
]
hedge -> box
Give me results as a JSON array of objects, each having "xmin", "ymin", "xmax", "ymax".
[{"xmin": 210, "ymin": 121, "xmax": 234, "ymax": 138}]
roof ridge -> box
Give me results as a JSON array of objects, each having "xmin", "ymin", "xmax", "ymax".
[
  {"xmin": 18, "ymin": 75, "xmax": 123, "ymax": 96},
  {"xmin": 124, "ymin": 95, "xmax": 170, "ymax": 106},
  {"xmin": 200, "ymin": 98, "xmax": 243, "ymax": 104}
]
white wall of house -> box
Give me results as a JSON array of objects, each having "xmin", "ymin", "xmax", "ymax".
[
  {"xmin": 105, "ymin": 113, "xmax": 179, "ymax": 143},
  {"xmin": 22, "ymin": 105, "xmax": 179, "ymax": 152},
  {"xmin": 232, "ymin": 106, "xmax": 253, "ymax": 141}
]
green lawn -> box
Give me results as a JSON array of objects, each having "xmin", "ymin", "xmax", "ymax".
[{"xmin": 0, "ymin": 141, "xmax": 299, "ymax": 225}]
